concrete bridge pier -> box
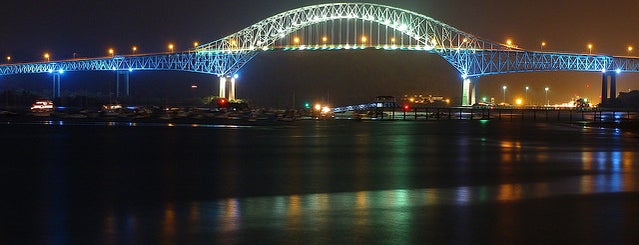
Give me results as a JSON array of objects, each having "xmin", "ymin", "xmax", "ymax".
[
  {"xmin": 218, "ymin": 76, "xmax": 237, "ymax": 100},
  {"xmin": 461, "ymin": 78, "xmax": 477, "ymax": 106},
  {"xmin": 52, "ymin": 73, "xmax": 61, "ymax": 98},
  {"xmin": 601, "ymin": 71, "xmax": 617, "ymax": 104},
  {"xmin": 115, "ymin": 71, "xmax": 130, "ymax": 97}
]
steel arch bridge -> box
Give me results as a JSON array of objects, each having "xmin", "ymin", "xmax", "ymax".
[{"xmin": 1, "ymin": 3, "xmax": 639, "ymax": 104}]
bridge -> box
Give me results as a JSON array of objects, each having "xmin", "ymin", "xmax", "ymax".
[{"xmin": 2, "ymin": 3, "xmax": 639, "ymax": 106}]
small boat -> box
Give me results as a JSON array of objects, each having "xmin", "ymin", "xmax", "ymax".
[{"xmin": 30, "ymin": 99, "xmax": 54, "ymax": 116}]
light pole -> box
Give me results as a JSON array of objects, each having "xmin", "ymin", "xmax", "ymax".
[
  {"xmin": 545, "ymin": 87, "xmax": 549, "ymax": 106},
  {"xmin": 6, "ymin": 56, "xmax": 10, "ymax": 63},
  {"xmin": 108, "ymin": 48, "xmax": 114, "ymax": 57},
  {"xmin": 502, "ymin": 85, "xmax": 507, "ymax": 104},
  {"xmin": 525, "ymin": 86, "xmax": 529, "ymax": 105},
  {"xmin": 132, "ymin": 46, "xmax": 137, "ymax": 54},
  {"xmin": 541, "ymin": 42, "xmax": 546, "ymax": 51},
  {"xmin": 628, "ymin": 46, "xmax": 633, "ymax": 56},
  {"xmin": 44, "ymin": 53, "xmax": 50, "ymax": 62},
  {"xmin": 168, "ymin": 43, "xmax": 174, "ymax": 53},
  {"xmin": 588, "ymin": 44, "xmax": 593, "ymax": 54}
]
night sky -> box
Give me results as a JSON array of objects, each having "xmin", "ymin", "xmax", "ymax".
[{"xmin": 2, "ymin": 0, "xmax": 639, "ymax": 107}]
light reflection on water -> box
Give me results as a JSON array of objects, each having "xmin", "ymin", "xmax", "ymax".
[
  {"xmin": 3, "ymin": 120, "xmax": 639, "ymax": 243},
  {"xmin": 98, "ymin": 172, "xmax": 639, "ymax": 243}
]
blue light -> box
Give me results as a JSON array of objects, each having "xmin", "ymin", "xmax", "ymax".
[
  {"xmin": 616, "ymin": 68, "xmax": 621, "ymax": 74},
  {"xmin": 48, "ymin": 69, "xmax": 53, "ymax": 73},
  {"xmin": 234, "ymin": 74, "xmax": 239, "ymax": 79},
  {"xmin": 58, "ymin": 69, "xmax": 64, "ymax": 74},
  {"xmin": 602, "ymin": 68, "xmax": 607, "ymax": 73},
  {"xmin": 128, "ymin": 68, "xmax": 133, "ymax": 72}
]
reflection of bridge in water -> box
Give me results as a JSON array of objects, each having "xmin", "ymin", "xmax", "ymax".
[{"xmin": 1, "ymin": 3, "xmax": 639, "ymax": 106}]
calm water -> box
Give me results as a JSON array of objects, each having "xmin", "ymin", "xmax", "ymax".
[{"xmin": 1, "ymin": 120, "xmax": 639, "ymax": 244}]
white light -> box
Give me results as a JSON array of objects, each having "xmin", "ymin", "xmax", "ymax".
[
  {"xmin": 48, "ymin": 69, "xmax": 53, "ymax": 73},
  {"xmin": 58, "ymin": 69, "xmax": 64, "ymax": 74},
  {"xmin": 602, "ymin": 68, "xmax": 607, "ymax": 73},
  {"xmin": 616, "ymin": 68, "xmax": 622, "ymax": 74},
  {"xmin": 129, "ymin": 68, "xmax": 133, "ymax": 72},
  {"xmin": 234, "ymin": 74, "xmax": 239, "ymax": 79},
  {"xmin": 262, "ymin": 46, "xmax": 269, "ymax": 51}
]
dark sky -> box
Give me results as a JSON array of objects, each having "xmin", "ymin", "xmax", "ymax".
[{"xmin": 2, "ymin": 0, "xmax": 639, "ymax": 106}]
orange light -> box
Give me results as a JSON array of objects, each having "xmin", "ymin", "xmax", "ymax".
[{"xmin": 293, "ymin": 37, "xmax": 300, "ymax": 44}]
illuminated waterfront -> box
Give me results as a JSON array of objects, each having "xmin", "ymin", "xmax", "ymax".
[{"xmin": 1, "ymin": 120, "xmax": 638, "ymax": 244}]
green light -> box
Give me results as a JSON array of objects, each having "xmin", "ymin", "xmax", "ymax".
[
  {"xmin": 482, "ymin": 97, "xmax": 487, "ymax": 102},
  {"xmin": 304, "ymin": 102, "xmax": 311, "ymax": 109}
]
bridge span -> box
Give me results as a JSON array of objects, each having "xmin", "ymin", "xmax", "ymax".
[{"xmin": 2, "ymin": 3, "xmax": 639, "ymax": 105}]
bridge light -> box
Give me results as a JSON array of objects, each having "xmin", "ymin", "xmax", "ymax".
[
  {"xmin": 48, "ymin": 69, "xmax": 53, "ymax": 73},
  {"xmin": 44, "ymin": 53, "xmax": 50, "ymax": 62},
  {"xmin": 233, "ymin": 74, "xmax": 239, "ymax": 79},
  {"xmin": 108, "ymin": 48, "xmax": 115, "ymax": 57},
  {"xmin": 506, "ymin": 39, "xmax": 513, "ymax": 46},
  {"xmin": 5, "ymin": 56, "xmax": 10, "ymax": 63},
  {"xmin": 616, "ymin": 68, "xmax": 621, "ymax": 74},
  {"xmin": 193, "ymin": 41, "xmax": 199, "ymax": 47},
  {"xmin": 132, "ymin": 46, "xmax": 137, "ymax": 54},
  {"xmin": 541, "ymin": 41, "xmax": 546, "ymax": 50},
  {"xmin": 628, "ymin": 46, "xmax": 633, "ymax": 56},
  {"xmin": 322, "ymin": 36, "xmax": 328, "ymax": 43},
  {"xmin": 361, "ymin": 36, "xmax": 367, "ymax": 44},
  {"xmin": 168, "ymin": 43, "xmax": 174, "ymax": 52},
  {"xmin": 58, "ymin": 69, "xmax": 64, "ymax": 74},
  {"xmin": 293, "ymin": 37, "xmax": 300, "ymax": 44},
  {"xmin": 601, "ymin": 68, "xmax": 607, "ymax": 73},
  {"xmin": 588, "ymin": 44, "xmax": 593, "ymax": 54},
  {"xmin": 391, "ymin": 37, "xmax": 396, "ymax": 43}
]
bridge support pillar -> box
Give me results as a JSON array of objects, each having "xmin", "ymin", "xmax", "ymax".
[
  {"xmin": 52, "ymin": 73, "xmax": 61, "ymax": 98},
  {"xmin": 462, "ymin": 78, "xmax": 476, "ymax": 106},
  {"xmin": 116, "ymin": 71, "xmax": 130, "ymax": 97},
  {"xmin": 601, "ymin": 71, "xmax": 617, "ymax": 104},
  {"xmin": 218, "ymin": 76, "xmax": 236, "ymax": 100}
]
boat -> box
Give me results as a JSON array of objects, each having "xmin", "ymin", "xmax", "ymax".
[
  {"xmin": 30, "ymin": 99, "xmax": 54, "ymax": 116},
  {"xmin": 101, "ymin": 103, "xmax": 123, "ymax": 117}
]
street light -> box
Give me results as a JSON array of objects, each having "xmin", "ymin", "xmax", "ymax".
[
  {"xmin": 132, "ymin": 46, "xmax": 137, "ymax": 54},
  {"xmin": 628, "ymin": 46, "xmax": 633, "ymax": 56},
  {"xmin": 545, "ymin": 87, "xmax": 550, "ymax": 106},
  {"xmin": 193, "ymin": 41, "xmax": 199, "ymax": 47},
  {"xmin": 506, "ymin": 39, "xmax": 513, "ymax": 46},
  {"xmin": 361, "ymin": 36, "xmax": 367, "ymax": 45},
  {"xmin": 502, "ymin": 85, "xmax": 507, "ymax": 104},
  {"xmin": 293, "ymin": 37, "xmax": 300, "ymax": 44},
  {"xmin": 168, "ymin": 43, "xmax": 174, "ymax": 52},
  {"xmin": 525, "ymin": 86, "xmax": 529, "ymax": 105},
  {"xmin": 44, "ymin": 53, "xmax": 50, "ymax": 62},
  {"xmin": 541, "ymin": 42, "xmax": 546, "ymax": 51},
  {"xmin": 108, "ymin": 48, "xmax": 114, "ymax": 57},
  {"xmin": 6, "ymin": 56, "xmax": 10, "ymax": 63},
  {"xmin": 588, "ymin": 44, "xmax": 593, "ymax": 54}
]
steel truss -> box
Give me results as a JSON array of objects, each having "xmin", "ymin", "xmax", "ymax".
[{"xmin": 1, "ymin": 3, "xmax": 639, "ymax": 78}]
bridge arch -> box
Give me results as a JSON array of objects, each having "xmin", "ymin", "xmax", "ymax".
[{"xmin": 195, "ymin": 2, "xmax": 508, "ymax": 76}]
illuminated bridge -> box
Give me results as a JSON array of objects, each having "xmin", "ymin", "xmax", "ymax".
[{"xmin": 1, "ymin": 3, "xmax": 639, "ymax": 105}]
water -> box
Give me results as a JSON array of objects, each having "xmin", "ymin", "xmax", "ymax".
[{"xmin": 1, "ymin": 120, "xmax": 639, "ymax": 244}]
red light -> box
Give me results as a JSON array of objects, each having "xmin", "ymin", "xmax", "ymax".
[
  {"xmin": 217, "ymin": 98, "xmax": 228, "ymax": 107},
  {"xmin": 403, "ymin": 104, "xmax": 410, "ymax": 112}
]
